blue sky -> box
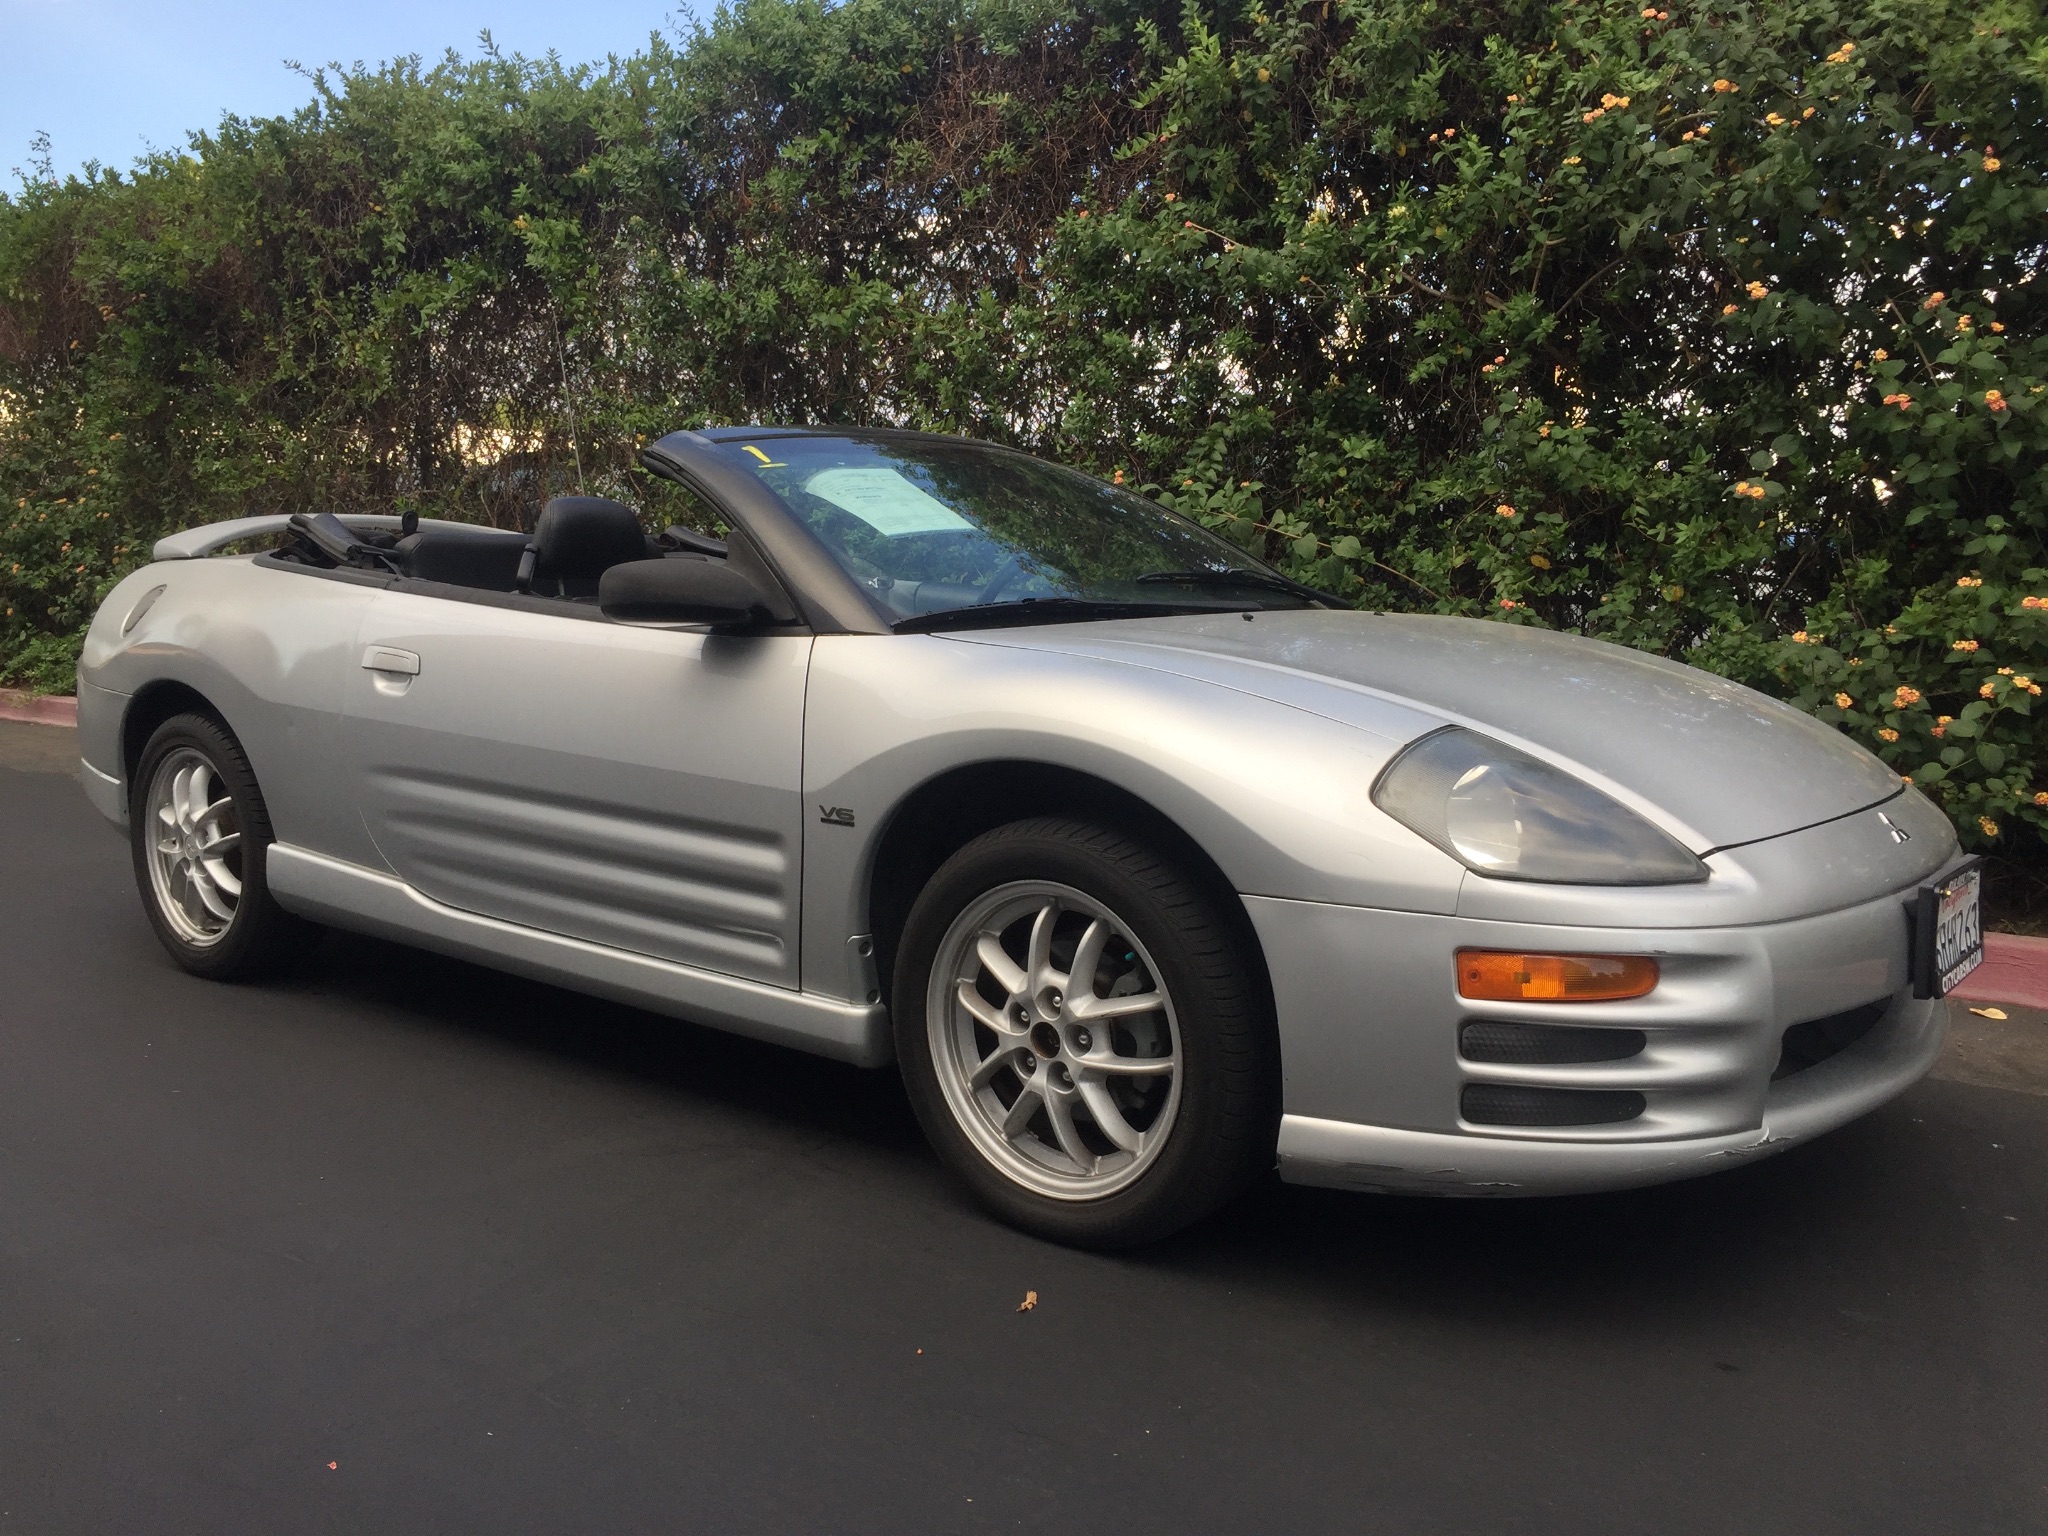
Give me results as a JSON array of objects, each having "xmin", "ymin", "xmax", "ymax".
[{"xmin": 3, "ymin": 1, "xmax": 697, "ymax": 182}]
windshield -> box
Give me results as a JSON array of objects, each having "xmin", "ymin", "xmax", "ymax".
[{"xmin": 711, "ymin": 435, "xmax": 1323, "ymax": 628}]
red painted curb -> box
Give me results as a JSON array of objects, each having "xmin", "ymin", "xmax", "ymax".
[
  {"xmin": 0, "ymin": 690, "xmax": 76, "ymax": 727},
  {"xmin": 1953, "ymin": 933, "xmax": 2048, "ymax": 1012}
]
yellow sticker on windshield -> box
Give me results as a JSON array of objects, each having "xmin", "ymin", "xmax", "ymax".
[
  {"xmin": 741, "ymin": 444, "xmax": 787, "ymax": 467},
  {"xmin": 804, "ymin": 467, "xmax": 972, "ymax": 536}
]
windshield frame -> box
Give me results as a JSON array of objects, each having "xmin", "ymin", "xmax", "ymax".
[{"xmin": 643, "ymin": 426, "xmax": 1328, "ymax": 635}]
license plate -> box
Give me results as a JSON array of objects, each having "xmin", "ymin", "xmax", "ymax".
[{"xmin": 1913, "ymin": 860, "xmax": 1985, "ymax": 998}]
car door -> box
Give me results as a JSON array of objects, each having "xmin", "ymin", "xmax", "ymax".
[{"xmin": 340, "ymin": 586, "xmax": 811, "ymax": 987}]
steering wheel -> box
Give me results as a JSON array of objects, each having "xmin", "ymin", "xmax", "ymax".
[{"xmin": 976, "ymin": 553, "xmax": 1025, "ymax": 605}]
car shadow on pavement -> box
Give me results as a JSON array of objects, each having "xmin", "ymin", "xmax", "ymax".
[
  {"xmin": 271, "ymin": 924, "xmax": 2001, "ymax": 1331},
  {"xmin": 280, "ymin": 927, "xmax": 933, "ymax": 1154}
]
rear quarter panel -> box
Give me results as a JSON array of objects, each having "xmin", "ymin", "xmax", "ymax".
[{"xmin": 79, "ymin": 559, "xmax": 383, "ymax": 863}]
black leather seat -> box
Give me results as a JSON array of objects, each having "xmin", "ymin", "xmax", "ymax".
[
  {"xmin": 395, "ymin": 523, "xmax": 529, "ymax": 590},
  {"xmin": 523, "ymin": 496, "xmax": 652, "ymax": 599}
]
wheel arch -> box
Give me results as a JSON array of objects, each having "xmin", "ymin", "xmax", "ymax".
[
  {"xmin": 865, "ymin": 760, "xmax": 1273, "ymax": 1016},
  {"xmin": 121, "ymin": 680, "xmax": 232, "ymax": 786}
]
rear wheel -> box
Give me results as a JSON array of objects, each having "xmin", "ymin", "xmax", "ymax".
[
  {"xmin": 894, "ymin": 818, "xmax": 1277, "ymax": 1247},
  {"xmin": 130, "ymin": 713, "xmax": 315, "ymax": 979}
]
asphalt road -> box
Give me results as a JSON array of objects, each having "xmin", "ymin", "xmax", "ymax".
[{"xmin": 3, "ymin": 721, "xmax": 2046, "ymax": 1534}]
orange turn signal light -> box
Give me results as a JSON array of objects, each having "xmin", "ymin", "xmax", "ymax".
[{"xmin": 1456, "ymin": 950, "xmax": 1659, "ymax": 1003}]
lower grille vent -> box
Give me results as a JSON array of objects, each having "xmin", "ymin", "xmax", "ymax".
[
  {"xmin": 1460, "ymin": 1021, "xmax": 1647, "ymax": 1064},
  {"xmin": 1461, "ymin": 1084, "xmax": 1646, "ymax": 1127},
  {"xmin": 1775, "ymin": 999, "xmax": 1889, "ymax": 1080}
]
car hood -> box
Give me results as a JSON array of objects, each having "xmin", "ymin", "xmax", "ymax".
[{"xmin": 956, "ymin": 610, "xmax": 1903, "ymax": 852}]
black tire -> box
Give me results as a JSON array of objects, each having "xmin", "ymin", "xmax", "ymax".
[
  {"xmin": 129, "ymin": 712, "xmax": 317, "ymax": 979},
  {"xmin": 893, "ymin": 817, "xmax": 1278, "ymax": 1248}
]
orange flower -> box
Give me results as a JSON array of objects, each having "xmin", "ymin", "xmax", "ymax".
[
  {"xmin": 1893, "ymin": 685, "xmax": 1922, "ymax": 707},
  {"xmin": 1833, "ymin": 692, "xmax": 1854, "ymax": 710},
  {"xmin": 1952, "ymin": 639, "xmax": 1980, "ymax": 652},
  {"xmin": 1882, "ymin": 393, "xmax": 1913, "ymax": 410},
  {"xmin": 2023, "ymin": 595, "xmax": 2047, "ymax": 609},
  {"xmin": 2035, "ymin": 792, "xmax": 2048, "ymax": 807},
  {"xmin": 1712, "ymin": 78, "xmax": 1737, "ymax": 93},
  {"xmin": 1722, "ymin": 303, "xmax": 1739, "ymax": 315},
  {"xmin": 1496, "ymin": 503, "xmax": 1517, "ymax": 517},
  {"xmin": 1766, "ymin": 112, "xmax": 1787, "ymax": 127},
  {"xmin": 1983, "ymin": 155, "xmax": 2002, "ymax": 172},
  {"xmin": 1990, "ymin": 321, "xmax": 2005, "ymax": 333},
  {"xmin": 1986, "ymin": 389, "xmax": 2008, "ymax": 411},
  {"xmin": 1824, "ymin": 42, "xmax": 1856, "ymax": 64},
  {"xmin": 1872, "ymin": 348, "xmax": 1888, "ymax": 361},
  {"xmin": 1979, "ymin": 817, "xmax": 2000, "ymax": 838},
  {"xmin": 1583, "ymin": 109, "xmax": 1605, "ymax": 123},
  {"xmin": 1745, "ymin": 281, "xmax": 1770, "ymax": 299},
  {"xmin": 1500, "ymin": 598, "xmax": 1518, "ymax": 610},
  {"xmin": 1923, "ymin": 291, "xmax": 1946, "ymax": 310},
  {"xmin": 1958, "ymin": 576, "xmax": 1983, "ymax": 588},
  {"xmin": 1980, "ymin": 681, "xmax": 1998, "ymax": 698},
  {"xmin": 1877, "ymin": 727, "xmax": 1899, "ymax": 742},
  {"xmin": 1601, "ymin": 94, "xmax": 1631, "ymax": 109}
]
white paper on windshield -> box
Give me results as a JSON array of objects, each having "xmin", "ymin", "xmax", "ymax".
[{"xmin": 804, "ymin": 467, "xmax": 973, "ymax": 536}]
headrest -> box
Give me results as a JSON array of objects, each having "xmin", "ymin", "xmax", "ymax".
[{"xmin": 532, "ymin": 496, "xmax": 648, "ymax": 579}]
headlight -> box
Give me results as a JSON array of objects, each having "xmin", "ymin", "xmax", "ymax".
[{"xmin": 1373, "ymin": 727, "xmax": 1706, "ymax": 885}]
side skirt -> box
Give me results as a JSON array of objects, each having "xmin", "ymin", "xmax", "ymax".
[{"xmin": 266, "ymin": 843, "xmax": 892, "ymax": 1067}]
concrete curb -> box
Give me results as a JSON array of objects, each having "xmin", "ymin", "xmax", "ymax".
[{"xmin": 0, "ymin": 690, "xmax": 76, "ymax": 727}]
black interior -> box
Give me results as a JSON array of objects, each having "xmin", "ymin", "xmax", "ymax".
[
  {"xmin": 393, "ymin": 523, "xmax": 530, "ymax": 589},
  {"xmin": 276, "ymin": 499, "xmax": 741, "ymax": 610},
  {"xmin": 524, "ymin": 497, "xmax": 654, "ymax": 599},
  {"xmin": 272, "ymin": 493, "xmax": 753, "ymax": 618}
]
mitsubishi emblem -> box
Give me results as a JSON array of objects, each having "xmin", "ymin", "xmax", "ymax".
[{"xmin": 1878, "ymin": 811, "xmax": 1910, "ymax": 844}]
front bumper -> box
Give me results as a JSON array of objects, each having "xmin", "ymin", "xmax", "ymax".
[{"xmin": 1248, "ymin": 880, "xmax": 1947, "ymax": 1197}]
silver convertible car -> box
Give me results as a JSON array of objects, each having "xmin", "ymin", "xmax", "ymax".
[{"xmin": 76, "ymin": 427, "xmax": 1985, "ymax": 1245}]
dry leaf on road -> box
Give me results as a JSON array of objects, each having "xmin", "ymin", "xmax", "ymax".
[
  {"xmin": 1969, "ymin": 1007, "xmax": 2009, "ymax": 1021},
  {"xmin": 1018, "ymin": 1291, "xmax": 1038, "ymax": 1312}
]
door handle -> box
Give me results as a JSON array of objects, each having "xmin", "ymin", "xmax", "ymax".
[{"xmin": 361, "ymin": 645, "xmax": 421, "ymax": 676}]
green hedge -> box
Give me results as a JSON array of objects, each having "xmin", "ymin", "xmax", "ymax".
[{"xmin": 2, "ymin": 0, "xmax": 2044, "ymax": 861}]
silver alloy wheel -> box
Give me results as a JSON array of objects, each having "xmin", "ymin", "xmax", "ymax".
[
  {"xmin": 927, "ymin": 880, "xmax": 1182, "ymax": 1200},
  {"xmin": 144, "ymin": 747, "xmax": 244, "ymax": 947}
]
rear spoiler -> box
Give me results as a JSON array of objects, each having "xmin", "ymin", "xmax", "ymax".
[{"xmin": 151, "ymin": 513, "xmax": 468, "ymax": 562}]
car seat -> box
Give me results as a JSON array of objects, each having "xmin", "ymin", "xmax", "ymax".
[{"xmin": 517, "ymin": 497, "xmax": 654, "ymax": 600}]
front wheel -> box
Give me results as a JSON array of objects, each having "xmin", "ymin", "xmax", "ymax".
[
  {"xmin": 130, "ymin": 712, "xmax": 316, "ymax": 979},
  {"xmin": 894, "ymin": 818, "xmax": 1278, "ymax": 1248}
]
